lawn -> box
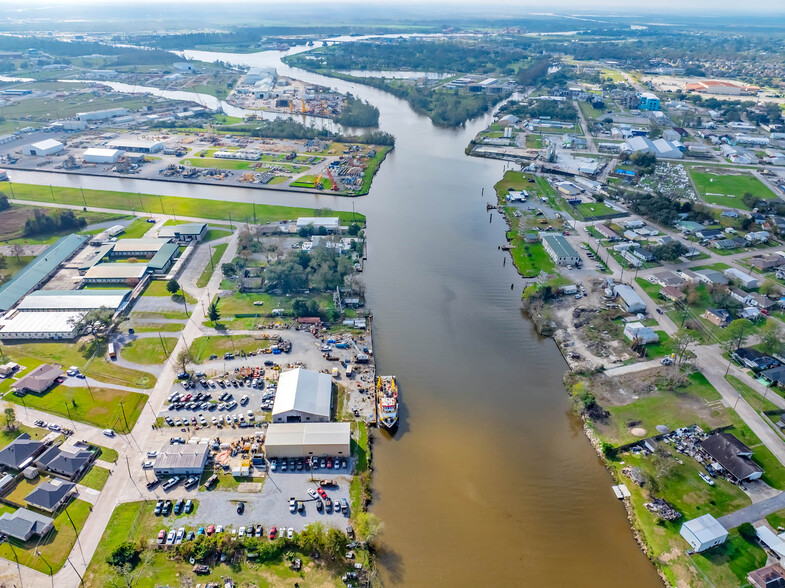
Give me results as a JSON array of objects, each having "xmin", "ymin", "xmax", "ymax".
[
  {"xmin": 635, "ymin": 277, "xmax": 662, "ymax": 300},
  {"xmin": 508, "ymin": 237, "xmax": 555, "ymax": 277},
  {"xmin": 642, "ymin": 331, "xmax": 677, "ymax": 360},
  {"xmin": 83, "ymin": 501, "xmax": 341, "ymax": 588},
  {"xmin": 188, "ymin": 335, "xmax": 271, "ymax": 363},
  {"xmin": 574, "ymin": 202, "xmax": 622, "ymax": 220},
  {"xmin": 0, "ymin": 424, "xmax": 49, "ymax": 446},
  {"xmin": 691, "ymin": 530, "xmax": 767, "ymax": 586},
  {"xmin": 1, "ymin": 340, "xmax": 154, "ymax": 390},
  {"xmin": 198, "ymin": 465, "xmax": 264, "ymax": 491},
  {"xmin": 594, "ymin": 372, "xmax": 728, "ymax": 447},
  {"xmin": 525, "ymin": 134, "xmax": 543, "ymax": 149},
  {"xmin": 0, "ymin": 499, "xmax": 91, "ymax": 575},
  {"xmin": 181, "ymin": 157, "xmax": 253, "ymax": 170},
  {"xmin": 91, "ymin": 442, "xmax": 119, "ymax": 463},
  {"xmin": 690, "ymin": 170, "xmax": 776, "ymax": 210},
  {"xmin": 79, "ymin": 465, "xmax": 111, "ymax": 491},
  {"xmin": 142, "ymin": 280, "xmax": 196, "ymax": 303},
  {"xmin": 5, "ymin": 183, "xmax": 365, "ymax": 226},
  {"xmin": 725, "ymin": 374, "xmax": 781, "ymax": 413},
  {"xmin": 120, "ymin": 337, "xmax": 178, "ymax": 365},
  {"xmin": 204, "ymin": 228, "xmax": 232, "ymax": 242},
  {"xmin": 196, "ymin": 243, "xmax": 227, "ymax": 288},
  {"xmin": 117, "ymin": 218, "xmax": 154, "ymax": 239},
  {"xmin": 126, "ymin": 321, "xmax": 185, "ymax": 333},
  {"xmin": 290, "ymin": 175, "xmax": 334, "ymax": 190},
  {"xmin": 5, "ymin": 385, "xmax": 147, "ymax": 434}
]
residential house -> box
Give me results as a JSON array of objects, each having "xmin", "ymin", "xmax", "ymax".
[
  {"xmin": 740, "ymin": 307, "xmax": 762, "ymax": 321},
  {"xmin": 696, "ymin": 228, "xmax": 723, "ymax": 240},
  {"xmin": 746, "ymin": 231, "xmax": 771, "ymax": 244},
  {"xmin": 623, "ymin": 322, "xmax": 660, "ymax": 344},
  {"xmin": 695, "ymin": 269, "xmax": 729, "ymax": 285},
  {"xmin": 748, "ymin": 292, "xmax": 777, "ymax": 311},
  {"xmin": 652, "ymin": 271, "xmax": 685, "ymax": 288},
  {"xmin": 712, "ymin": 239, "xmax": 737, "ymax": 251},
  {"xmin": 732, "ymin": 347, "xmax": 779, "ymax": 372},
  {"xmin": 749, "ymin": 256, "xmax": 785, "ymax": 271},
  {"xmin": 661, "ymin": 286, "xmax": 686, "ymax": 302},
  {"xmin": 11, "ymin": 364, "xmax": 63, "ymax": 395},
  {"xmin": 702, "ymin": 308, "xmax": 731, "ymax": 327},
  {"xmin": 34, "ymin": 445, "xmax": 95, "ymax": 481},
  {"xmin": 721, "ymin": 210, "xmax": 739, "ymax": 219},
  {"xmin": 763, "ymin": 366, "xmax": 785, "ymax": 387},
  {"xmin": 0, "ymin": 508, "xmax": 53, "ymax": 541},
  {"xmin": 0, "ymin": 433, "xmax": 45, "ymax": 470},
  {"xmin": 724, "ymin": 268, "xmax": 759, "ymax": 289},
  {"xmin": 700, "ymin": 432, "xmax": 764, "ymax": 482},
  {"xmin": 730, "ymin": 288, "xmax": 753, "ymax": 305},
  {"xmin": 678, "ymin": 269, "xmax": 700, "ymax": 284},
  {"xmin": 24, "ymin": 480, "xmax": 75, "ymax": 512},
  {"xmin": 748, "ymin": 563, "xmax": 785, "ymax": 588}
]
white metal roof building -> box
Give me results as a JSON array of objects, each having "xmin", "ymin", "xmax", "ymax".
[
  {"xmin": 265, "ymin": 422, "xmax": 351, "ymax": 458},
  {"xmin": 723, "ymin": 268, "xmax": 759, "ymax": 289},
  {"xmin": 153, "ymin": 444, "xmax": 209, "ymax": 476},
  {"xmin": 106, "ymin": 137, "xmax": 163, "ymax": 153},
  {"xmin": 614, "ymin": 284, "xmax": 646, "ymax": 313},
  {"xmin": 82, "ymin": 263, "xmax": 148, "ymax": 283},
  {"xmin": 679, "ymin": 514, "xmax": 728, "ymax": 552},
  {"xmin": 110, "ymin": 239, "xmax": 169, "ymax": 256},
  {"xmin": 296, "ymin": 217, "xmax": 340, "ymax": 232},
  {"xmin": 272, "ymin": 368, "xmax": 332, "ymax": 423},
  {"xmin": 83, "ymin": 147, "xmax": 124, "ymax": 164},
  {"xmin": 17, "ymin": 290, "xmax": 131, "ymax": 312},
  {"xmin": 0, "ymin": 310, "xmax": 83, "ymax": 340},
  {"xmin": 22, "ymin": 139, "xmax": 64, "ymax": 157}
]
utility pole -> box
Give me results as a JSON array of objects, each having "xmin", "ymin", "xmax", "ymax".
[
  {"xmin": 64, "ymin": 507, "xmax": 85, "ymax": 564},
  {"xmin": 64, "ymin": 402, "xmax": 75, "ymax": 428},
  {"xmin": 65, "ymin": 555, "xmax": 85, "ymax": 586}
]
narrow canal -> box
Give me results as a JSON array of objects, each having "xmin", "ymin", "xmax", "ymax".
[{"xmin": 16, "ymin": 41, "xmax": 666, "ymax": 586}]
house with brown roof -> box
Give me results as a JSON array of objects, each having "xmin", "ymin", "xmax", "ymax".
[
  {"xmin": 748, "ymin": 563, "xmax": 785, "ymax": 588},
  {"xmin": 11, "ymin": 364, "xmax": 63, "ymax": 395},
  {"xmin": 660, "ymin": 286, "xmax": 686, "ymax": 302}
]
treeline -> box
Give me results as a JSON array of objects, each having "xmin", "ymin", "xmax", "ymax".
[
  {"xmin": 235, "ymin": 119, "xmax": 393, "ymax": 146},
  {"xmin": 501, "ymin": 98, "xmax": 578, "ymax": 122},
  {"xmin": 0, "ymin": 36, "xmax": 176, "ymax": 65},
  {"xmin": 295, "ymin": 38, "xmax": 536, "ymax": 75},
  {"xmin": 24, "ymin": 209, "xmax": 86, "ymax": 237},
  {"xmin": 624, "ymin": 192, "xmax": 714, "ymax": 227},
  {"xmin": 336, "ymin": 96, "xmax": 380, "ymax": 128}
]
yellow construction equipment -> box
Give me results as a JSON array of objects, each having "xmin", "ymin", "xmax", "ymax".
[{"xmin": 301, "ymin": 99, "xmax": 306, "ymax": 114}]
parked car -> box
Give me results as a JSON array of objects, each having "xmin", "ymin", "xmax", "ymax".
[
  {"xmin": 269, "ymin": 526, "xmax": 277, "ymax": 540},
  {"xmin": 207, "ymin": 525, "xmax": 215, "ymax": 536},
  {"xmin": 287, "ymin": 528, "xmax": 294, "ymax": 539},
  {"xmin": 255, "ymin": 524, "xmax": 263, "ymax": 537},
  {"xmin": 154, "ymin": 500, "xmax": 163, "ymax": 516},
  {"xmin": 157, "ymin": 529, "xmax": 166, "ymax": 544},
  {"xmin": 237, "ymin": 502, "xmax": 245, "ymax": 514},
  {"xmin": 185, "ymin": 499, "xmax": 193, "ymax": 513},
  {"xmin": 289, "ymin": 497, "xmax": 297, "ymax": 513}
]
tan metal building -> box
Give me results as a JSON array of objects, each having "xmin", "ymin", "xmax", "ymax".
[{"xmin": 264, "ymin": 422, "xmax": 351, "ymax": 459}]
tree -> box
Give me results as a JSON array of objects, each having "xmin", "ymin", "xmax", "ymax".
[
  {"xmin": 760, "ymin": 279, "xmax": 781, "ymax": 297},
  {"xmin": 297, "ymin": 522, "xmax": 326, "ymax": 555},
  {"xmin": 10, "ymin": 243, "xmax": 24, "ymax": 262},
  {"xmin": 354, "ymin": 511, "xmax": 384, "ymax": 545},
  {"xmin": 739, "ymin": 522, "xmax": 757, "ymax": 542},
  {"xmin": 176, "ymin": 348, "xmax": 192, "ymax": 374},
  {"xmin": 760, "ymin": 321, "xmax": 784, "ymax": 356},
  {"xmin": 106, "ymin": 542, "xmax": 140, "ymax": 568},
  {"xmin": 325, "ymin": 527, "xmax": 348, "ymax": 558},
  {"xmin": 673, "ymin": 330, "xmax": 698, "ymax": 365},
  {"xmin": 207, "ymin": 299, "xmax": 221, "ymax": 322},
  {"xmin": 166, "ymin": 278, "xmax": 180, "ymax": 296},
  {"xmin": 0, "ymin": 255, "xmax": 6, "ymax": 272},
  {"xmin": 347, "ymin": 223, "xmax": 361, "ymax": 237},
  {"xmin": 725, "ymin": 319, "xmax": 749, "ymax": 351},
  {"xmin": 3, "ymin": 407, "xmax": 15, "ymax": 430},
  {"xmin": 72, "ymin": 306, "xmax": 115, "ymax": 343}
]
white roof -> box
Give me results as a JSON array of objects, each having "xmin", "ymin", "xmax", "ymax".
[
  {"xmin": 30, "ymin": 139, "xmax": 63, "ymax": 151},
  {"xmin": 272, "ymin": 368, "xmax": 332, "ymax": 419},
  {"xmin": 83, "ymin": 148, "xmax": 123, "ymax": 158},
  {"xmin": 756, "ymin": 526, "xmax": 785, "ymax": 557},
  {"xmin": 18, "ymin": 290, "xmax": 129, "ymax": 311},
  {"xmin": 83, "ymin": 264, "xmax": 147, "ymax": 279},
  {"xmin": 265, "ymin": 422, "xmax": 351, "ymax": 447},
  {"xmin": 106, "ymin": 138, "xmax": 163, "ymax": 149},
  {"xmin": 296, "ymin": 217, "xmax": 340, "ymax": 229},
  {"xmin": 111, "ymin": 239, "xmax": 168, "ymax": 253},
  {"xmin": 682, "ymin": 514, "xmax": 727, "ymax": 544},
  {"xmin": 0, "ymin": 311, "xmax": 83, "ymax": 336}
]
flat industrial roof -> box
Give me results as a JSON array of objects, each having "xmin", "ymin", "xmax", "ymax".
[
  {"xmin": 83, "ymin": 147, "xmax": 124, "ymax": 158},
  {"xmin": 83, "ymin": 263, "xmax": 147, "ymax": 280},
  {"xmin": 106, "ymin": 138, "xmax": 163, "ymax": 148},
  {"xmin": 153, "ymin": 444, "xmax": 209, "ymax": 470},
  {"xmin": 29, "ymin": 139, "xmax": 63, "ymax": 151},
  {"xmin": 158, "ymin": 223, "xmax": 207, "ymax": 237},
  {"xmin": 265, "ymin": 422, "xmax": 351, "ymax": 447},
  {"xmin": 0, "ymin": 310, "xmax": 83, "ymax": 336},
  {"xmin": 111, "ymin": 239, "xmax": 169, "ymax": 254},
  {"xmin": 0, "ymin": 234, "xmax": 87, "ymax": 312},
  {"xmin": 18, "ymin": 289, "xmax": 130, "ymax": 311}
]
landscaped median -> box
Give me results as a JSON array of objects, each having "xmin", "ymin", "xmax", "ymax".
[{"xmin": 5, "ymin": 183, "xmax": 366, "ymax": 225}]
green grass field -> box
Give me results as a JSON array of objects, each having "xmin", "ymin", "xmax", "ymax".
[
  {"xmin": 197, "ymin": 243, "xmax": 227, "ymax": 288},
  {"xmin": 120, "ymin": 337, "xmax": 177, "ymax": 365},
  {"xmin": 574, "ymin": 202, "xmax": 621, "ymax": 220},
  {"xmin": 1, "ymin": 340, "xmax": 154, "ymax": 389},
  {"xmin": 79, "ymin": 465, "xmax": 111, "ymax": 491},
  {"xmin": 188, "ymin": 335, "xmax": 270, "ymax": 363},
  {"xmin": 117, "ymin": 218, "xmax": 154, "ymax": 239},
  {"xmin": 5, "ymin": 183, "xmax": 365, "ymax": 226},
  {"xmin": 690, "ymin": 170, "xmax": 776, "ymax": 210}
]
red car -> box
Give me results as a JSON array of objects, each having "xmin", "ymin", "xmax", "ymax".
[
  {"xmin": 317, "ymin": 487, "xmax": 327, "ymax": 499},
  {"xmin": 269, "ymin": 526, "xmax": 277, "ymax": 540},
  {"xmin": 157, "ymin": 529, "xmax": 166, "ymax": 544},
  {"xmin": 326, "ymin": 458, "xmax": 333, "ymax": 468},
  {"xmin": 206, "ymin": 525, "xmax": 215, "ymax": 536}
]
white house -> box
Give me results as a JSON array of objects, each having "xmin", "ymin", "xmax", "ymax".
[
  {"xmin": 623, "ymin": 322, "xmax": 660, "ymax": 344},
  {"xmin": 680, "ymin": 514, "xmax": 728, "ymax": 552}
]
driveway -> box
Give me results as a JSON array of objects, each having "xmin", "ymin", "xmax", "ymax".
[{"xmin": 719, "ymin": 491, "xmax": 785, "ymax": 529}]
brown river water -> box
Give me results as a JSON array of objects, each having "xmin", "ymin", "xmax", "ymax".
[{"xmin": 10, "ymin": 41, "xmax": 666, "ymax": 587}]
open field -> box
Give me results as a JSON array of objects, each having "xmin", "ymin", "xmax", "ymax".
[
  {"xmin": 79, "ymin": 465, "xmax": 111, "ymax": 491},
  {"xmin": 1, "ymin": 340, "xmax": 154, "ymax": 389},
  {"xmin": 120, "ymin": 337, "xmax": 177, "ymax": 365},
  {"xmin": 690, "ymin": 170, "xmax": 776, "ymax": 210},
  {"xmin": 6, "ymin": 183, "xmax": 365, "ymax": 226},
  {"xmin": 0, "ymin": 206, "xmax": 126, "ymax": 244},
  {"xmin": 83, "ymin": 501, "xmax": 343, "ymax": 588},
  {"xmin": 196, "ymin": 243, "xmax": 227, "ymax": 288},
  {"xmin": 188, "ymin": 335, "xmax": 271, "ymax": 363}
]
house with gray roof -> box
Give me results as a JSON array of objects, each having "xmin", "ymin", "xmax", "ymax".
[
  {"xmin": 11, "ymin": 364, "xmax": 63, "ymax": 395},
  {"xmin": 35, "ymin": 446, "xmax": 95, "ymax": 481},
  {"xmin": 0, "ymin": 433, "xmax": 45, "ymax": 470},
  {"xmin": 24, "ymin": 480, "xmax": 75, "ymax": 512},
  {"xmin": 0, "ymin": 508, "xmax": 53, "ymax": 541}
]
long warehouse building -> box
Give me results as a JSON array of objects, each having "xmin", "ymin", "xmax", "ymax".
[{"xmin": 264, "ymin": 422, "xmax": 351, "ymax": 459}]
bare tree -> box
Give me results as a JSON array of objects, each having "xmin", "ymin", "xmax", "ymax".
[{"xmin": 10, "ymin": 243, "xmax": 24, "ymax": 262}]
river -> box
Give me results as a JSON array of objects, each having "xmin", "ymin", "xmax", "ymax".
[{"xmin": 16, "ymin": 42, "xmax": 664, "ymax": 586}]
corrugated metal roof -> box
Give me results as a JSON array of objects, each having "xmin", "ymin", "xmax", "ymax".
[
  {"xmin": 153, "ymin": 444, "xmax": 209, "ymax": 470},
  {"xmin": 272, "ymin": 368, "xmax": 332, "ymax": 419},
  {"xmin": 18, "ymin": 289, "xmax": 130, "ymax": 311},
  {"xmin": 0, "ymin": 234, "xmax": 87, "ymax": 311},
  {"xmin": 265, "ymin": 422, "xmax": 351, "ymax": 447},
  {"xmin": 111, "ymin": 238, "xmax": 167, "ymax": 254},
  {"xmin": 0, "ymin": 310, "xmax": 83, "ymax": 336},
  {"xmin": 147, "ymin": 242, "xmax": 179, "ymax": 270},
  {"xmin": 83, "ymin": 263, "xmax": 147, "ymax": 280},
  {"xmin": 158, "ymin": 223, "xmax": 206, "ymax": 237}
]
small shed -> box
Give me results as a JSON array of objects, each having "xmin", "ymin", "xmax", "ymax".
[{"xmin": 680, "ymin": 514, "xmax": 728, "ymax": 552}]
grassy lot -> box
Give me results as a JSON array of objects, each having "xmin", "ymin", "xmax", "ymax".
[
  {"xmin": 525, "ymin": 134, "xmax": 543, "ymax": 149},
  {"xmin": 91, "ymin": 442, "xmax": 119, "ymax": 463},
  {"xmin": 642, "ymin": 331, "xmax": 677, "ymax": 360},
  {"xmin": 198, "ymin": 465, "xmax": 264, "ymax": 492},
  {"xmin": 635, "ymin": 277, "xmax": 662, "ymax": 300},
  {"xmin": 6, "ymin": 183, "xmax": 365, "ymax": 226},
  {"xmin": 189, "ymin": 335, "xmax": 271, "ymax": 363},
  {"xmin": 0, "ymin": 206, "xmax": 125, "ymax": 243},
  {"xmin": 290, "ymin": 175, "xmax": 334, "ymax": 190},
  {"xmin": 0, "ymin": 423, "xmax": 49, "ymax": 445},
  {"xmin": 83, "ymin": 501, "xmax": 342, "ymax": 588},
  {"xmin": 358, "ymin": 146, "xmax": 391, "ymax": 195},
  {"xmin": 594, "ymin": 372, "xmax": 727, "ymax": 447},
  {"xmin": 1, "ymin": 340, "xmax": 154, "ymax": 390},
  {"xmin": 131, "ymin": 310, "xmax": 190, "ymax": 321},
  {"xmin": 0, "ymin": 498, "xmax": 91, "ymax": 575},
  {"xmin": 79, "ymin": 465, "xmax": 111, "ymax": 491},
  {"xmin": 204, "ymin": 228, "xmax": 232, "ymax": 242},
  {"xmin": 125, "ymin": 321, "xmax": 185, "ymax": 333},
  {"xmin": 142, "ymin": 280, "xmax": 196, "ymax": 303},
  {"xmin": 117, "ymin": 218, "xmax": 154, "ymax": 239},
  {"xmin": 196, "ymin": 243, "xmax": 227, "ymax": 288},
  {"xmin": 5, "ymin": 385, "xmax": 146, "ymax": 434},
  {"xmin": 120, "ymin": 337, "xmax": 177, "ymax": 365},
  {"xmin": 215, "ymin": 291, "xmax": 333, "ymax": 322},
  {"xmin": 182, "ymin": 157, "xmax": 253, "ymax": 170},
  {"xmin": 573, "ymin": 202, "xmax": 622, "ymax": 220},
  {"xmin": 726, "ymin": 374, "xmax": 781, "ymax": 413},
  {"xmin": 690, "ymin": 170, "xmax": 776, "ymax": 210}
]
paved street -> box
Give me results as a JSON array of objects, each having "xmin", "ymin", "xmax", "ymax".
[{"xmin": 719, "ymin": 491, "xmax": 785, "ymax": 529}]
